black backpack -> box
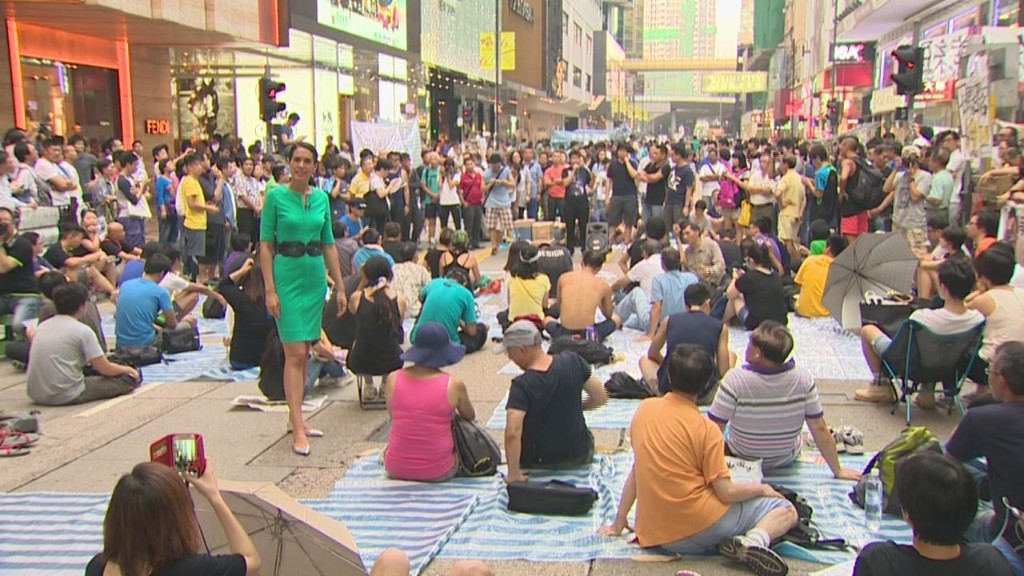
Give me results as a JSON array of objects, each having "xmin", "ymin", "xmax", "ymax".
[
  {"xmin": 202, "ymin": 296, "xmax": 226, "ymax": 319},
  {"xmin": 770, "ymin": 485, "xmax": 849, "ymax": 551},
  {"xmin": 849, "ymin": 158, "xmax": 886, "ymax": 209},
  {"xmin": 604, "ymin": 372, "xmax": 653, "ymax": 399},
  {"xmin": 547, "ymin": 337, "xmax": 614, "ymax": 365},
  {"xmin": 444, "ymin": 252, "xmax": 474, "ymax": 290}
]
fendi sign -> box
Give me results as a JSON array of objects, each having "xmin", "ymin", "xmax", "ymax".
[{"xmin": 509, "ymin": 0, "xmax": 534, "ymax": 23}]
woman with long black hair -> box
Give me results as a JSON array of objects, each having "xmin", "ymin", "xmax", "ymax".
[
  {"xmin": 347, "ymin": 255, "xmax": 406, "ymax": 402},
  {"xmin": 86, "ymin": 461, "xmax": 259, "ymax": 576}
]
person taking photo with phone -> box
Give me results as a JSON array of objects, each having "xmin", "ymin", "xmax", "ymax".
[{"xmin": 86, "ymin": 460, "xmax": 260, "ymax": 576}]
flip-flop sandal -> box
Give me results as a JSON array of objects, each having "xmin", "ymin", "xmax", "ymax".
[
  {"xmin": 0, "ymin": 444, "xmax": 30, "ymax": 457},
  {"xmin": 0, "ymin": 430, "xmax": 40, "ymax": 448}
]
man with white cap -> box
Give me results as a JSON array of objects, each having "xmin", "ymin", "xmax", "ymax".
[{"xmin": 495, "ymin": 320, "xmax": 608, "ymax": 483}]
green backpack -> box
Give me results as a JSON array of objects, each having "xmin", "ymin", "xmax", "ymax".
[{"xmin": 850, "ymin": 427, "xmax": 942, "ymax": 514}]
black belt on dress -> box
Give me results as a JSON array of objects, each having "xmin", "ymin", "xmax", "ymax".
[{"xmin": 278, "ymin": 241, "xmax": 323, "ymax": 258}]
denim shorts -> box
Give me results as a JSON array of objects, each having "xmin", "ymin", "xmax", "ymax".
[{"xmin": 658, "ymin": 497, "xmax": 794, "ymax": 555}]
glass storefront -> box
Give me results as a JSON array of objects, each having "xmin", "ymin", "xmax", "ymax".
[{"xmin": 20, "ymin": 57, "xmax": 121, "ymax": 142}]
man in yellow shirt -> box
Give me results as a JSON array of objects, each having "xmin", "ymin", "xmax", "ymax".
[
  {"xmin": 794, "ymin": 235, "xmax": 848, "ymax": 318},
  {"xmin": 776, "ymin": 154, "xmax": 806, "ymax": 264},
  {"xmin": 600, "ymin": 344, "xmax": 797, "ymax": 576},
  {"xmin": 349, "ymin": 155, "xmax": 374, "ymax": 201},
  {"xmin": 178, "ymin": 154, "xmax": 217, "ymax": 280}
]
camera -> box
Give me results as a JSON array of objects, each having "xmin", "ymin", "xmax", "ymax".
[
  {"xmin": 150, "ymin": 433, "xmax": 207, "ymax": 477},
  {"xmin": 0, "ymin": 222, "xmax": 9, "ymax": 237}
]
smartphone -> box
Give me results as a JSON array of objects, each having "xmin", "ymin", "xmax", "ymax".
[{"xmin": 150, "ymin": 433, "xmax": 206, "ymax": 477}]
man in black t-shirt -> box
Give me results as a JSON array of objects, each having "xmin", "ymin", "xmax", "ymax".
[
  {"xmin": 946, "ymin": 341, "xmax": 1024, "ymax": 565},
  {"xmin": 0, "ymin": 207, "xmax": 42, "ymax": 333},
  {"xmin": 854, "ymin": 452, "xmax": 1014, "ymax": 576},
  {"xmin": 535, "ymin": 243, "xmax": 573, "ymax": 299},
  {"xmin": 563, "ymin": 150, "xmax": 594, "ymax": 254},
  {"xmin": 496, "ymin": 320, "xmax": 608, "ymax": 482},
  {"xmin": 606, "ymin": 144, "xmax": 640, "ymax": 243},
  {"xmin": 640, "ymin": 143, "xmax": 671, "ymax": 225},
  {"xmin": 665, "ymin": 144, "xmax": 695, "ymax": 227}
]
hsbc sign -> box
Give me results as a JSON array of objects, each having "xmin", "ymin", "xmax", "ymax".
[{"xmin": 831, "ymin": 42, "xmax": 876, "ymax": 64}]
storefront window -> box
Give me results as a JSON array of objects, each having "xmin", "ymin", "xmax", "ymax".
[
  {"xmin": 994, "ymin": 0, "xmax": 1019, "ymax": 25},
  {"xmin": 20, "ymin": 57, "xmax": 121, "ymax": 141}
]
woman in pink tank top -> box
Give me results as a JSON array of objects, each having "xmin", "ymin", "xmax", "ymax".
[{"xmin": 383, "ymin": 322, "xmax": 476, "ymax": 482}]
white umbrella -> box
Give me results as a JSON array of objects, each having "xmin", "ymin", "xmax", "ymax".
[
  {"xmin": 193, "ymin": 481, "xmax": 366, "ymax": 576},
  {"xmin": 823, "ymin": 233, "xmax": 918, "ymax": 330}
]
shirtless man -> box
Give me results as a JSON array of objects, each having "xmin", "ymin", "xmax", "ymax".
[{"xmin": 543, "ymin": 249, "xmax": 622, "ymax": 341}]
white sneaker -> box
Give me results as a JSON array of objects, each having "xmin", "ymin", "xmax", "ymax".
[{"xmin": 719, "ymin": 536, "xmax": 789, "ymax": 576}]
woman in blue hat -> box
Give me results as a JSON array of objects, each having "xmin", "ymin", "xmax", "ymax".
[{"xmin": 382, "ymin": 321, "xmax": 476, "ymax": 482}]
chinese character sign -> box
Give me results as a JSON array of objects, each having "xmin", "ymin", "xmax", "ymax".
[
  {"xmin": 956, "ymin": 71, "xmax": 992, "ymax": 159},
  {"xmin": 921, "ymin": 29, "xmax": 968, "ymax": 85},
  {"xmin": 480, "ymin": 32, "xmax": 516, "ymax": 71},
  {"xmin": 700, "ymin": 72, "xmax": 768, "ymax": 94}
]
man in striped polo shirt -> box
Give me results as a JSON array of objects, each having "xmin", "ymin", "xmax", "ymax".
[{"xmin": 708, "ymin": 321, "xmax": 861, "ymax": 481}]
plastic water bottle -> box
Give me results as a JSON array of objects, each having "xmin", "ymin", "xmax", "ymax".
[{"xmin": 864, "ymin": 470, "xmax": 883, "ymax": 531}]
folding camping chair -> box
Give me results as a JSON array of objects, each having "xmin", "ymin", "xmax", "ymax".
[{"xmin": 879, "ymin": 320, "xmax": 986, "ymax": 425}]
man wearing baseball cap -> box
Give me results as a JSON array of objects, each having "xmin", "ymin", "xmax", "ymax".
[
  {"xmin": 495, "ymin": 320, "xmax": 607, "ymax": 483},
  {"xmin": 339, "ymin": 200, "xmax": 366, "ymax": 239}
]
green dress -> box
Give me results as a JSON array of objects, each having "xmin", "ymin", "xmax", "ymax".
[{"xmin": 260, "ymin": 184, "xmax": 333, "ymax": 343}]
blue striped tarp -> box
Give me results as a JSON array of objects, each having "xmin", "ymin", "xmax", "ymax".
[
  {"xmin": 497, "ymin": 315, "xmax": 872, "ymax": 382},
  {"xmin": 0, "ymin": 492, "xmax": 108, "ymax": 576},
  {"xmin": 486, "ymin": 393, "xmax": 651, "ymax": 430}
]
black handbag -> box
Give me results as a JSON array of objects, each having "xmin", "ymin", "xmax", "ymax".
[
  {"xmin": 452, "ymin": 418, "xmax": 501, "ymax": 477},
  {"xmin": 162, "ymin": 325, "xmax": 202, "ymax": 354},
  {"xmin": 506, "ymin": 480, "xmax": 598, "ymax": 516}
]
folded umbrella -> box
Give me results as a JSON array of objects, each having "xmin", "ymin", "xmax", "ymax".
[
  {"xmin": 193, "ymin": 480, "xmax": 366, "ymax": 576},
  {"xmin": 823, "ymin": 233, "xmax": 918, "ymax": 330}
]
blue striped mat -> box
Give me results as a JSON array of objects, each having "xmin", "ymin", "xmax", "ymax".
[
  {"xmin": 0, "ymin": 492, "xmax": 108, "ymax": 576},
  {"xmin": 486, "ymin": 394, "xmax": 652, "ymax": 430},
  {"xmin": 497, "ymin": 315, "xmax": 872, "ymax": 383}
]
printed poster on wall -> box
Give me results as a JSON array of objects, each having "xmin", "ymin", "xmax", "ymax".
[{"xmin": 955, "ymin": 64, "xmax": 991, "ymax": 160}]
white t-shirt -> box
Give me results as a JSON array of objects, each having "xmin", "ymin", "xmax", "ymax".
[
  {"xmin": 440, "ymin": 172, "xmax": 461, "ymax": 206},
  {"xmin": 908, "ymin": 307, "xmax": 984, "ymax": 335},
  {"xmin": 699, "ymin": 162, "xmax": 725, "ymax": 198},
  {"xmin": 627, "ymin": 253, "xmax": 663, "ymax": 299},
  {"xmin": 35, "ymin": 158, "xmax": 72, "ymax": 206},
  {"xmin": 947, "ymin": 148, "xmax": 967, "ymax": 203},
  {"xmin": 748, "ymin": 167, "xmax": 778, "ymax": 206}
]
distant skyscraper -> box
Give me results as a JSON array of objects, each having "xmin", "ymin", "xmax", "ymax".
[{"xmin": 640, "ymin": 0, "xmax": 740, "ymax": 100}]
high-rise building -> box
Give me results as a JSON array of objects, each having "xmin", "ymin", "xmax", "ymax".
[{"xmin": 640, "ymin": 0, "xmax": 740, "ymax": 101}]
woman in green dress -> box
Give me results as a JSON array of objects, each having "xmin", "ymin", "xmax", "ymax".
[{"xmin": 260, "ymin": 143, "xmax": 346, "ymax": 456}]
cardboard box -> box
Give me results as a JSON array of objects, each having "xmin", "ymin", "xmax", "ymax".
[
  {"xmin": 975, "ymin": 173, "xmax": 1016, "ymax": 207},
  {"xmin": 513, "ymin": 219, "xmax": 534, "ymax": 241},
  {"xmin": 532, "ymin": 221, "xmax": 553, "ymax": 242}
]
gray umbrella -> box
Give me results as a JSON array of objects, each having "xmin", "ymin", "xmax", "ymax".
[
  {"xmin": 193, "ymin": 481, "xmax": 366, "ymax": 576},
  {"xmin": 823, "ymin": 233, "xmax": 918, "ymax": 329}
]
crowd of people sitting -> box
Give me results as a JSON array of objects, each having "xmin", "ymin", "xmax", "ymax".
[{"xmin": 3, "ymin": 125, "xmax": 1024, "ymax": 576}]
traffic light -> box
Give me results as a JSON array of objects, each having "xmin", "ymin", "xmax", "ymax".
[
  {"xmin": 826, "ymin": 100, "xmax": 842, "ymax": 127},
  {"xmin": 462, "ymin": 105, "xmax": 472, "ymax": 121},
  {"xmin": 259, "ymin": 76, "xmax": 287, "ymax": 122},
  {"xmin": 891, "ymin": 46, "xmax": 924, "ymax": 96}
]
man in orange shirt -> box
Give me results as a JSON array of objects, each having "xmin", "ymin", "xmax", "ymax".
[
  {"xmin": 543, "ymin": 151, "xmax": 570, "ymax": 222},
  {"xmin": 600, "ymin": 344, "xmax": 797, "ymax": 576},
  {"xmin": 967, "ymin": 209, "xmax": 999, "ymax": 257}
]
